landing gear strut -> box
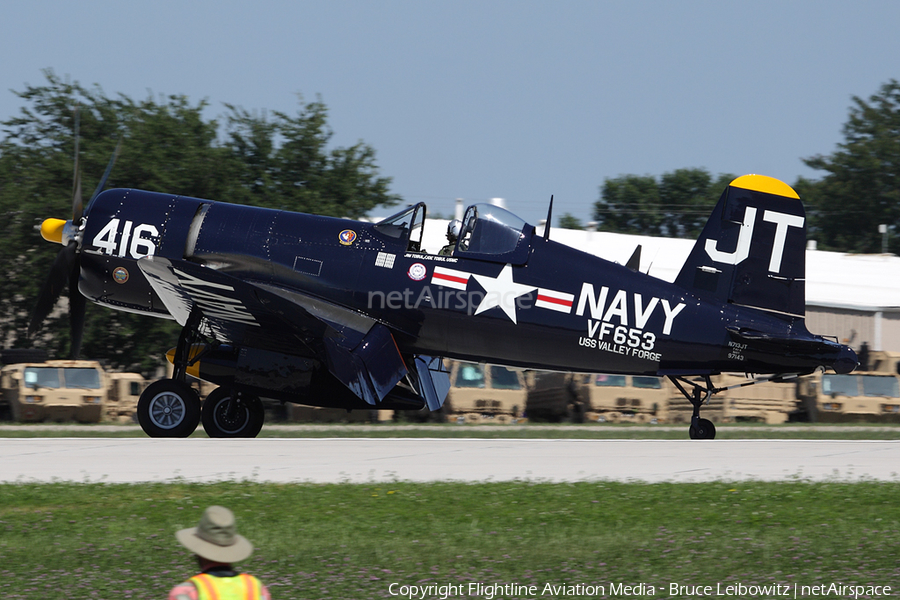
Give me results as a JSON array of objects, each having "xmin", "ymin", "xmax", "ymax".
[
  {"xmin": 137, "ymin": 308, "xmax": 205, "ymax": 438},
  {"xmin": 669, "ymin": 375, "xmax": 717, "ymax": 440}
]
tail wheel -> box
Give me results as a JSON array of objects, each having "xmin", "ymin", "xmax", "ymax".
[
  {"xmin": 201, "ymin": 387, "xmax": 265, "ymax": 438},
  {"xmin": 689, "ymin": 418, "xmax": 716, "ymax": 440},
  {"xmin": 137, "ymin": 380, "xmax": 201, "ymax": 438}
]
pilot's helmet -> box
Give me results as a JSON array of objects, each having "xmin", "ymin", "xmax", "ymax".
[{"xmin": 447, "ymin": 219, "xmax": 462, "ymax": 242}]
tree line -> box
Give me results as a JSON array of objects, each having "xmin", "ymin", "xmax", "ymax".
[
  {"xmin": 578, "ymin": 79, "xmax": 900, "ymax": 256},
  {"xmin": 0, "ymin": 71, "xmax": 399, "ymax": 372}
]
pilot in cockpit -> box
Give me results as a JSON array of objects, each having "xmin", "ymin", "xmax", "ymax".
[{"xmin": 439, "ymin": 219, "xmax": 462, "ymax": 256}]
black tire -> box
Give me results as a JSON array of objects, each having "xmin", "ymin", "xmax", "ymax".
[
  {"xmin": 137, "ymin": 380, "xmax": 201, "ymax": 438},
  {"xmin": 689, "ymin": 418, "xmax": 716, "ymax": 440},
  {"xmin": 201, "ymin": 387, "xmax": 265, "ymax": 438}
]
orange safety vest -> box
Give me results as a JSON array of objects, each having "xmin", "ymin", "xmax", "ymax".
[{"xmin": 188, "ymin": 573, "xmax": 264, "ymax": 600}]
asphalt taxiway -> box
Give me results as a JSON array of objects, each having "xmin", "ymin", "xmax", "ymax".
[{"xmin": 1, "ymin": 438, "xmax": 898, "ymax": 484}]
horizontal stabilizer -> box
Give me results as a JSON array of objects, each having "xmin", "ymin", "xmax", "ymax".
[
  {"xmin": 726, "ymin": 326, "xmax": 831, "ymax": 350},
  {"xmin": 726, "ymin": 326, "xmax": 858, "ymax": 374}
]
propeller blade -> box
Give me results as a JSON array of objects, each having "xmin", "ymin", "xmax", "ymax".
[
  {"xmin": 83, "ymin": 136, "xmax": 122, "ymax": 218},
  {"xmin": 72, "ymin": 169, "xmax": 83, "ymax": 224},
  {"xmin": 69, "ymin": 263, "xmax": 86, "ymax": 358},
  {"xmin": 35, "ymin": 114, "xmax": 120, "ymax": 356},
  {"xmin": 28, "ymin": 241, "xmax": 78, "ymax": 336},
  {"xmin": 72, "ymin": 107, "xmax": 82, "ymax": 222}
]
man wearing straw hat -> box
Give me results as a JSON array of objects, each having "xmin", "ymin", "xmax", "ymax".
[{"xmin": 169, "ymin": 506, "xmax": 271, "ymax": 600}]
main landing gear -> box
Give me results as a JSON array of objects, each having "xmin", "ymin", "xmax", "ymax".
[
  {"xmin": 668, "ymin": 375, "xmax": 717, "ymax": 440},
  {"xmin": 137, "ymin": 379, "xmax": 201, "ymax": 438},
  {"xmin": 136, "ymin": 308, "xmax": 266, "ymax": 438},
  {"xmin": 200, "ymin": 387, "xmax": 264, "ymax": 438},
  {"xmin": 137, "ymin": 378, "xmax": 264, "ymax": 438},
  {"xmin": 137, "ymin": 311, "xmax": 205, "ymax": 438}
]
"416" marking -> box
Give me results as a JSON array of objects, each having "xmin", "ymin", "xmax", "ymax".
[{"xmin": 91, "ymin": 218, "xmax": 159, "ymax": 258}]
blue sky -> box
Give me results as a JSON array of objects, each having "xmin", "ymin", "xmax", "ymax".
[{"xmin": 3, "ymin": 1, "xmax": 900, "ymax": 225}]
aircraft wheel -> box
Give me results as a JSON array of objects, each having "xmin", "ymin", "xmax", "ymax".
[
  {"xmin": 137, "ymin": 380, "xmax": 201, "ymax": 438},
  {"xmin": 689, "ymin": 418, "xmax": 716, "ymax": 440},
  {"xmin": 201, "ymin": 387, "xmax": 265, "ymax": 438}
]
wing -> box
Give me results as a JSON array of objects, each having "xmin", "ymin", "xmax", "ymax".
[{"xmin": 137, "ymin": 256, "xmax": 411, "ymax": 405}]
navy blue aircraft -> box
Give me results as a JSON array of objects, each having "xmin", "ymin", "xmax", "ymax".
[{"xmin": 31, "ymin": 158, "xmax": 857, "ymax": 439}]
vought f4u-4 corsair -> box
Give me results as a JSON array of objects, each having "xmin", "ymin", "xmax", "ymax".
[{"xmin": 32, "ymin": 159, "xmax": 857, "ymax": 438}]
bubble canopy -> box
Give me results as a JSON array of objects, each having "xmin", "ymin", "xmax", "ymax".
[
  {"xmin": 457, "ymin": 203, "xmax": 533, "ymax": 263},
  {"xmin": 374, "ymin": 202, "xmax": 534, "ymax": 263}
]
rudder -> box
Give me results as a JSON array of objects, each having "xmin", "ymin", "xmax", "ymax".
[{"xmin": 674, "ymin": 175, "xmax": 806, "ymax": 318}]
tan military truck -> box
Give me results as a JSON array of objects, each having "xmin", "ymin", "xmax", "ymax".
[
  {"xmin": 713, "ymin": 375, "xmax": 797, "ymax": 424},
  {"xmin": 524, "ymin": 371, "xmax": 586, "ymax": 422},
  {"xmin": 0, "ymin": 360, "xmax": 107, "ymax": 422},
  {"xmin": 444, "ymin": 361, "xmax": 528, "ymax": 423},
  {"xmin": 572, "ymin": 372, "xmax": 793, "ymax": 425},
  {"xmin": 531, "ymin": 372, "xmax": 778, "ymax": 425},
  {"xmin": 658, "ymin": 375, "xmax": 807, "ymax": 425},
  {"xmin": 576, "ymin": 374, "xmax": 671, "ymax": 423},
  {"xmin": 106, "ymin": 372, "xmax": 148, "ymax": 422},
  {"xmin": 527, "ymin": 372, "xmax": 674, "ymax": 423},
  {"xmin": 797, "ymin": 350, "xmax": 900, "ymax": 422}
]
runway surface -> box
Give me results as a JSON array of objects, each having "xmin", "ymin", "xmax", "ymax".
[{"xmin": 1, "ymin": 438, "xmax": 898, "ymax": 484}]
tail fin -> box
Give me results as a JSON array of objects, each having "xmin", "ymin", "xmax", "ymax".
[{"xmin": 674, "ymin": 175, "xmax": 806, "ymax": 318}]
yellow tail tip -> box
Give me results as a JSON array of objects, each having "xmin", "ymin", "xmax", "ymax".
[
  {"xmin": 729, "ymin": 174, "xmax": 800, "ymax": 200},
  {"xmin": 40, "ymin": 218, "xmax": 67, "ymax": 244}
]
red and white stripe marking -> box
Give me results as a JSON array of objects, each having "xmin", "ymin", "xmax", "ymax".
[
  {"xmin": 431, "ymin": 266, "xmax": 471, "ymax": 291},
  {"xmin": 535, "ymin": 287, "xmax": 574, "ymax": 313}
]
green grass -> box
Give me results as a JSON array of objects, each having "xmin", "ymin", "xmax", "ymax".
[{"xmin": 0, "ymin": 480, "xmax": 898, "ymax": 598}]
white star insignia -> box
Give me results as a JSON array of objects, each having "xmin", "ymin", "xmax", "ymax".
[{"xmin": 472, "ymin": 264, "xmax": 535, "ymax": 324}]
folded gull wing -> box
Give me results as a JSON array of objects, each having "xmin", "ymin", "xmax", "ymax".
[{"xmin": 138, "ymin": 256, "xmax": 408, "ymax": 403}]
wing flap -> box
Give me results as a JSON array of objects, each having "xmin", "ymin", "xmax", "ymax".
[
  {"xmin": 412, "ymin": 355, "xmax": 450, "ymax": 411},
  {"xmin": 324, "ymin": 323, "xmax": 408, "ymax": 405}
]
